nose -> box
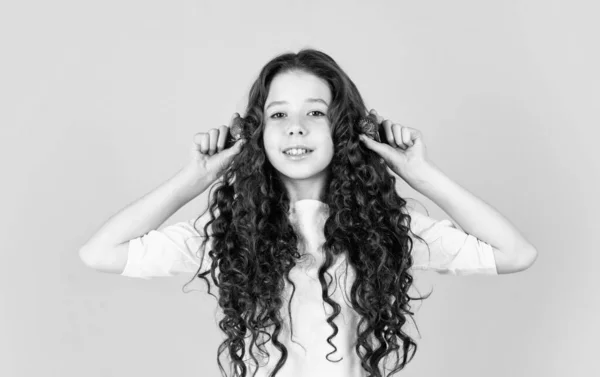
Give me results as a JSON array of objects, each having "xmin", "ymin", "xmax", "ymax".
[{"xmin": 286, "ymin": 122, "xmax": 307, "ymax": 136}]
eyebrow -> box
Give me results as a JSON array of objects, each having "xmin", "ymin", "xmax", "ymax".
[{"xmin": 265, "ymin": 98, "xmax": 329, "ymax": 110}]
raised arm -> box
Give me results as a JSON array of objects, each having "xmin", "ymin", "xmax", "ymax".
[
  {"xmin": 359, "ymin": 109, "xmax": 537, "ymax": 275},
  {"xmin": 406, "ymin": 162, "xmax": 537, "ymax": 275},
  {"xmin": 78, "ymin": 164, "xmax": 215, "ymax": 275},
  {"xmin": 78, "ymin": 114, "xmax": 246, "ymax": 276}
]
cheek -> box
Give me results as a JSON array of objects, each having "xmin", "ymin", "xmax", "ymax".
[
  {"xmin": 262, "ymin": 133, "xmax": 276, "ymax": 156},
  {"xmin": 321, "ymin": 136, "xmax": 335, "ymax": 156},
  {"xmin": 323, "ymin": 147, "xmax": 335, "ymax": 163},
  {"xmin": 262, "ymin": 126, "xmax": 276, "ymax": 144},
  {"xmin": 263, "ymin": 142, "xmax": 282, "ymax": 166}
]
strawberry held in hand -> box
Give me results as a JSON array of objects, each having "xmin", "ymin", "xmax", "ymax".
[{"xmin": 359, "ymin": 109, "xmax": 430, "ymax": 184}]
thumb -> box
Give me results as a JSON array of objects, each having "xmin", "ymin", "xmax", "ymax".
[
  {"xmin": 214, "ymin": 138, "xmax": 246, "ymax": 172},
  {"xmin": 360, "ymin": 134, "xmax": 390, "ymax": 156},
  {"xmin": 228, "ymin": 138, "xmax": 246, "ymax": 154}
]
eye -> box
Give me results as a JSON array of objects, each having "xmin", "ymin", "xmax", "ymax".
[{"xmin": 270, "ymin": 111, "xmax": 325, "ymax": 119}]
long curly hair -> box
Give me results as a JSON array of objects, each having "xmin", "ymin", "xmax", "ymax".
[{"xmin": 182, "ymin": 48, "xmax": 432, "ymax": 377}]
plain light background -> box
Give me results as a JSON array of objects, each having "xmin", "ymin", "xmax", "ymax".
[{"xmin": 1, "ymin": 0, "xmax": 597, "ymax": 376}]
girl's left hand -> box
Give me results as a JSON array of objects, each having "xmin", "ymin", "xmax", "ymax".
[{"xmin": 359, "ymin": 109, "xmax": 430, "ymax": 182}]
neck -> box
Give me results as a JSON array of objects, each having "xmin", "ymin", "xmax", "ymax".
[{"xmin": 280, "ymin": 171, "xmax": 329, "ymax": 203}]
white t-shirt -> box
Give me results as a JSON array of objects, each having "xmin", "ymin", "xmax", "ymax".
[
  {"xmin": 122, "ymin": 199, "xmax": 497, "ymax": 280},
  {"xmin": 120, "ymin": 199, "xmax": 497, "ymax": 377}
]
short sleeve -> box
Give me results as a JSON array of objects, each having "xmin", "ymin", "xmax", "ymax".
[
  {"xmin": 121, "ymin": 212, "xmax": 214, "ymax": 280},
  {"xmin": 405, "ymin": 206, "xmax": 498, "ymax": 276}
]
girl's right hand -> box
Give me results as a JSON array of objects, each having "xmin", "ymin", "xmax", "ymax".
[{"xmin": 189, "ymin": 113, "xmax": 247, "ymax": 181}]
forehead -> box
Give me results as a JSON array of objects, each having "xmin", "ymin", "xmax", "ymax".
[{"xmin": 265, "ymin": 71, "xmax": 331, "ymax": 104}]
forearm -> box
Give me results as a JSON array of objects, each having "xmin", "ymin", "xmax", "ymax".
[
  {"xmin": 80, "ymin": 164, "xmax": 214, "ymax": 250},
  {"xmin": 406, "ymin": 161, "xmax": 536, "ymax": 253}
]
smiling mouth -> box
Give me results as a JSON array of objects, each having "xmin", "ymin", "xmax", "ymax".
[{"xmin": 283, "ymin": 150, "xmax": 314, "ymax": 156}]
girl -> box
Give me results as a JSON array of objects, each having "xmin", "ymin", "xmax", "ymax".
[{"xmin": 80, "ymin": 49, "xmax": 537, "ymax": 377}]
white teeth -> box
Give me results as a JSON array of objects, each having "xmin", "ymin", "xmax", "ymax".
[{"xmin": 284, "ymin": 148, "xmax": 311, "ymax": 155}]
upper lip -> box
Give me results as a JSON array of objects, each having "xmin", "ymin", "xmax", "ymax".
[{"xmin": 282, "ymin": 145, "xmax": 314, "ymax": 153}]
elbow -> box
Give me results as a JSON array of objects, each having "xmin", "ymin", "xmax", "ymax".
[
  {"xmin": 495, "ymin": 243, "xmax": 538, "ymax": 274},
  {"xmin": 519, "ymin": 245, "xmax": 538, "ymax": 271},
  {"xmin": 79, "ymin": 247, "xmax": 97, "ymax": 268}
]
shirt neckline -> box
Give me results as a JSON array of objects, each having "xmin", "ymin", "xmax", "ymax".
[
  {"xmin": 292, "ymin": 199, "xmax": 326, "ymax": 205},
  {"xmin": 289, "ymin": 199, "xmax": 329, "ymax": 211}
]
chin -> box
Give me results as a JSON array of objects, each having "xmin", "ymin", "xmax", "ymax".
[
  {"xmin": 278, "ymin": 164, "xmax": 330, "ymax": 181},
  {"xmin": 267, "ymin": 151, "xmax": 332, "ymax": 179}
]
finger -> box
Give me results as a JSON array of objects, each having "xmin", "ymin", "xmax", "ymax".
[
  {"xmin": 401, "ymin": 126, "xmax": 414, "ymax": 147},
  {"xmin": 359, "ymin": 133, "xmax": 392, "ymax": 160},
  {"xmin": 369, "ymin": 109, "xmax": 385, "ymax": 124},
  {"xmin": 230, "ymin": 113, "xmax": 242, "ymax": 141},
  {"xmin": 382, "ymin": 119, "xmax": 395, "ymax": 146},
  {"xmin": 369, "ymin": 109, "xmax": 391, "ymax": 144},
  {"xmin": 208, "ymin": 128, "xmax": 219, "ymax": 155},
  {"xmin": 391, "ymin": 124, "xmax": 406, "ymax": 150},
  {"xmin": 194, "ymin": 133, "xmax": 209, "ymax": 154},
  {"xmin": 217, "ymin": 125, "xmax": 228, "ymax": 153}
]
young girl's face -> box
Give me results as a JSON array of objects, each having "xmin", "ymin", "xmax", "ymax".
[{"xmin": 262, "ymin": 71, "xmax": 334, "ymax": 190}]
